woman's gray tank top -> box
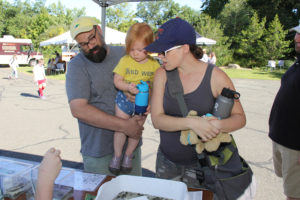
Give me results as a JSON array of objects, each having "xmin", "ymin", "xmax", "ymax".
[{"xmin": 160, "ymin": 64, "xmax": 216, "ymax": 165}]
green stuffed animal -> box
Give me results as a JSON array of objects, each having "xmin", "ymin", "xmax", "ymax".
[{"xmin": 180, "ymin": 110, "xmax": 232, "ymax": 154}]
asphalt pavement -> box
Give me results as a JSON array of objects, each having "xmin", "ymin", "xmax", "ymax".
[{"xmin": 0, "ymin": 66, "xmax": 284, "ymax": 199}]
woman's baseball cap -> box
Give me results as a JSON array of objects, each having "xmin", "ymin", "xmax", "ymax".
[
  {"xmin": 70, "ymin": 16, "xmax": 98, "ymax": 39},
  {"xmin": 145, "ymin": 18, "xmax": 196, "ymax": 53}
]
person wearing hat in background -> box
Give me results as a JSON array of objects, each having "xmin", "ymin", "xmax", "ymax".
[
  {"xmin": 146, "ymin": 18, "xmax": 246, "ymax": 189},
  {"xmin": 268, "ymin": 24, "xmax": 300, "ymax": 200},
  {"xmin": 66, "ymin": 16, "xmax": 145, "ymax": 176}
]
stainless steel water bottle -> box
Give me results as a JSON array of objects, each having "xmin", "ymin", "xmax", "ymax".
[
  {"xmin": 212, "ymin": 88, "xmax": 240, "ymax": 119},
  {"xmin": 135, "ymin": 80, "xmax": 149, "ymax": 115}
]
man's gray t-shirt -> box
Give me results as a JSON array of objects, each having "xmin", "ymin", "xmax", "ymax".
[{"xmin": 66, "ymin": 46, "xmax": 125, "ymax": 157}]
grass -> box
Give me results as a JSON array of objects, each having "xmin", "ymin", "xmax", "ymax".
[
  {"xmin": 18, "ymin": 66, "xmax": 66, "ymax": 80},
  {"xmin": 18, "ymin": 65, "xmax": 286, "ymax": 81},
  {"xmin": 221, "ymin": 67, "xmax": 286, "ymax": 80}
]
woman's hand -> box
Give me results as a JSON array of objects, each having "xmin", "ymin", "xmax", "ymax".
[{"xmin": 189, "ymin": 116, "xmax": 220, "ymax": 142}]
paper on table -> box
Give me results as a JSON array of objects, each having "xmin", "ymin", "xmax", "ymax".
[
  {"xmin": 188, "ymin": 191, "xmax": 203, "ymax": 200},
  {"xmin": 58, "ymin": 170, "xmax": 106, "ymax": 191}
]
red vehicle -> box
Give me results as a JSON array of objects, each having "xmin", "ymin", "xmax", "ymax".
[{"xmin": 0, "ymin": 35, "xmax": 43, "ymax": 66}]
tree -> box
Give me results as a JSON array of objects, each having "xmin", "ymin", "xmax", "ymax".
[
  {"xmin": 218, "ymin": 0, "xmax": 254, "ymax": 39},
  {"xmin": 247, "ymin": 0, "xmax": 300, "ymax": 30},
  {"xmin": 201, "ymin": 0, "xmax": 228, "ymax": 19},
  {"xmin": 136, "ymin": 0, "xmax": 181, "ymax": 30},
  {"xmin": 106, "ymin": 3, "xmax": 137, "ymax": 32},
  {"xmin": 187, "ymin": 13, "xmax": 232, "ymax": 66},
  {"xmin": 236, "ymin": 13, "xmax": 266, "ymax": 67},
  {"xmin": 262, "ymin": 14, "xmax": 291, "ymax": 60}
]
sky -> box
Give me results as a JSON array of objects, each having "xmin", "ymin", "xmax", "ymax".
[{"xmin": 44, "ymin": 0, "xmax": 203, "ymax": 21}]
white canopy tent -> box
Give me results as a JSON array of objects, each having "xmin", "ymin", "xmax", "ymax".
[
  {"xmin": 196, "ymin": 32, "xmax": 216, "ymax": 46},
  {"xmin": 39, "ymin": 26, "xmax": 126, "ymax": 47}
]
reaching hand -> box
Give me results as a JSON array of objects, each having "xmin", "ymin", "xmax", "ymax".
[{"xmin": 38, "ymin": 148, "xmax": 62, "ymax": 183}]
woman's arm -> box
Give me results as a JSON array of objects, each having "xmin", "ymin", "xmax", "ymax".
[
  {"xmin": 210, "ymin": 67, "xmax": 246, "ymax": 132},
  {"xmin": 150, "ymin": 68, "xmax": 219, "ymax": 141}
]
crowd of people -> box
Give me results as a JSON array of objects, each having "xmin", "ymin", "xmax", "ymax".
[{"xmin": 24, "ymin": 16, "xmax": 299, "ymax": 200}]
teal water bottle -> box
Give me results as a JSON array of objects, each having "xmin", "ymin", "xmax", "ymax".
[{"xmin": 135, "ymin": 80, "xmax": 149, "ymax": 115}]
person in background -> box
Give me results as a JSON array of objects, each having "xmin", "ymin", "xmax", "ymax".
[
  {"xmin": 46, "ymin": 58, "xmax": 55, "ymax": 75},
  {"xmin": 66, "ymin": 16, "xmax": 145, "ymax": 176},
  {"xmin": 35, "ymin": 148, "xmax": 62, "ymax": 200},
  {"xmin": 54, "ymin": 51, "xmax": 61, "ymax": 65},
  {"xmin": 8, "ymin": 54, "xmax": 19, "ymax": 79},
  {"xmin": 109, "ymin": 23, "xmax": 160, "ymax": 174},
  {"xmin": 208, "ymin": 52, "xmax": 216, "ymax": 65},
  {"xmin": 146, "ymin": 17, "xmax": 246, "ymax": 190},
  {"xmin": 200, "ymin": 48, "xmax": 208, "ymax": 63},
  {"xmin": 268, "ymin": 24, "xmax": 300, "ymax": 200},
  {"xmin": 33, "ymin": 59, "xmax": 47, "ymax": 99}
]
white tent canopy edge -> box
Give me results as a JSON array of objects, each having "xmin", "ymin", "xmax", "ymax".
[{"xmin": 39, "ymin": 26, "xmax": 126, "ymax": 47}]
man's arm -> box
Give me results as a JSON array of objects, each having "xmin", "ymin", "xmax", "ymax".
[{"xmin": 69, "ymin": 99, "xmax": 145, "ymax": 139}]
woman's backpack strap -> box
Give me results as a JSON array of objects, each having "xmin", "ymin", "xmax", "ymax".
[{"xmin": 166, "ymin": 68, "xmax": 189, "ymax": 117}]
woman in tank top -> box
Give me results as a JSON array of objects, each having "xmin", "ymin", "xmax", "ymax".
[{"xmin": 145, "ymin": 18, "xmax": 246, "ymax": 188}]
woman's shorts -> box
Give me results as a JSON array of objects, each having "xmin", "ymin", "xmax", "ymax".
[
  {"xmin": 115, "ymin": 91, "xmax": 135, "ymax": 116},
  {"xmin": 155, "ymin": 147, "xmax": 202, "ymax": 188}
]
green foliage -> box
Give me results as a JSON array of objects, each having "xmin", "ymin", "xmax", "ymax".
[
  {"xmin": 136, "ymin": 0, "xmax": 181, "ymax": 30},
  {"xmin": 106, "ymin": 3, "xmax": 138, "ymax": 33},
  {"xmin": 0, "ymin": 0, "xmax": 85, "ymax": 58},
  {"xmin": 247, "ymin": 0, "xmax": 300, "ymax": 30},
  {"xmin": 262, "ymin": 15, "xmax": 291, "ymax": 60},
  {"xmin": 190, "ymin": 14, "xmax": 232, "ymax": 66},
  {"xmin": 218, "ymin": 0, "xmax": 254, "ymax": 51},
  {"xmin": 201, "ymin": 0, "xmax": 228, "ymax": 19},
  {"xmin": 235, "ymin": 13, "xmax": 267, "ymax": 67}
]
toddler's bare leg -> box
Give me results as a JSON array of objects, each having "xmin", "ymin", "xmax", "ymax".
[{"xmin": 114, "ymin": 105, "xmax": 130, "ymax": 157}]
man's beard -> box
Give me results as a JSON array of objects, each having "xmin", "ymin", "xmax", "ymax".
[{"xmin": 83, "ymin": 44, "xmax": 107, "ymax": 63}]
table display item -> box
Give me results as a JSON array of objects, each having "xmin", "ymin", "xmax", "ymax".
[
  {"xmin": 0, "ymin": 158, "xmax": 34, "ymax": 200},
  {"xmin": 96, "ymin": 175, "xmax": 189, "ymax": 200},
  {"xmin": 53, "ymin": 184, "xmax": 73, "ymax": 200},
  {"xmin": 113, "ymin": 191, "xmax": 173, "ymax": 200}
]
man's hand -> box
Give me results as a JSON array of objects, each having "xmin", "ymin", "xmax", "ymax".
[{"xmin": 123, "ymin": 115, "xmax": 146, "ymax": 139}]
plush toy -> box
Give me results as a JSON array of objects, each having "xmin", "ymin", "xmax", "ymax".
[{"xmin": 180, "ymin": 110, "xmax": 232, "ymax": 154}]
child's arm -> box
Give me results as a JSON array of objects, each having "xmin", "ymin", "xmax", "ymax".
[
  {"xmin": 114, "ymin": 73, "xmax": 139, "ymax": 94},
  {"xmin": 35, "ymin": 148, "xmax": 62, "ymax": 200}
]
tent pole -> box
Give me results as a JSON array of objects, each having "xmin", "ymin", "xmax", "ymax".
[{"xmin": 101, "ymin": 5, "xmax": 107, "ymax": 40}]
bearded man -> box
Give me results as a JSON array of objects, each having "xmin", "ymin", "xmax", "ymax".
[{"xmin": 66, "ymin": 16, "xmax": 145, "ymax": 176}]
